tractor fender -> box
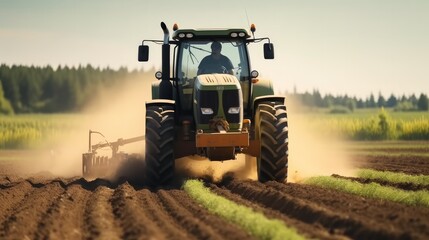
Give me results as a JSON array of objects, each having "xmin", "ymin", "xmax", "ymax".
[
  {"xmin": 146, "ymin": 99, "xmax": 175, "ymax": 108},
  {"xmin": 251, "ymin": 78, "xmax": 274, "ymax": 103},
  {"xmin": 151, "ymin": 80, "xmax": 176, "ymax": 100},
  {"xmin": 251, "ymin": 77, "xmax": 285, "ymax": 112},
  {"xmin": 253, "ymin": 95, "xmax": 285, "ymax": 115}
]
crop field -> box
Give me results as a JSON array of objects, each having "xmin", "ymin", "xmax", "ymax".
[
  {"xmin": 0, "ymin": 140, "xmax": 428, "ymax": 239},
  {"xmin": 1, "ymin": 110, "xmax": 428, "ymax": 150}
]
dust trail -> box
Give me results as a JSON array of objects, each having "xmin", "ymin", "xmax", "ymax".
[
  {"xmin": 175, "ymin": 154, "xmax": 257, "ymax": 183},
  {"xmin": 22, "ymin": 75, "xmax": 354, "ymax": 182},
  {"xmin": 22, "ymin": 75, "xmax": 153, "ymax": 178},
  {"xmin": 287, "ymin": 98, "xmax": 356, "ymax": 183}
]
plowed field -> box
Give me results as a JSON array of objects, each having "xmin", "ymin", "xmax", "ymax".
[{"xmin": 0, "ymin": 143, "xmax": 428, "ymax": 239}]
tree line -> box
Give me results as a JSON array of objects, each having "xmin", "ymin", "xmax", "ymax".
[
  {"xmin": 285, "ymin": 89, "xmax": 429, "ymax": 112},
  {"xmin": 0, "ymin": 64, "xmax": 427, "ymax": 114},
  {"xmin": 0, "ymin": 64, "xmax": 154, "ymax": 114}
]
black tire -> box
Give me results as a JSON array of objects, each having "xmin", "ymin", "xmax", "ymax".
[
  {"xmin": 145, "ymin": 105, "xmax": 175, "ymax": 186},
  {"xmin": 256, "ymin": 102, "xmax": 288, "ymax": 182}
]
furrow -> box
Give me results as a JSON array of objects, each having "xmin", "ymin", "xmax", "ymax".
[
  {"xmin": 84, "ymin": 186, "xmax": 122, "ymax": 240},
  {"xmin": 0, "ymin": 181, "xmax": 33, "ymax": 225},
  {"xmin": 135, "ymin": 189, "xmax": 190, "ymax": 239},
  {"xmin": 0, "ymin": 182, "xmax": 64, "ymax": 239},
  {"xmin": 156, "ymin": 189, "xmax": 224, "ymax": 240},
  {"xmin": 166, "ymin": 189, "xmax": 254, "ymax": 240},
  {"xmin": 209, "ymin": 183, "xmax": 346, "ymax": 240},
  {"xmin": 111, "ymin": 183, "xmax": 165, "ymax": 239},
  {"xmin": 332, "ymin": 174, "xmax": 429, "ymax": 191},
  {"xmin": 223, "ymin": 179, "xmax": 416, "ymax": 240},
  {"xmin": 35, "ymin": 184, "xmax": 90, "ymax": 240},
  {"xmin": 267, "ymin": 180, "xmax": 429, "ymax": 239}
]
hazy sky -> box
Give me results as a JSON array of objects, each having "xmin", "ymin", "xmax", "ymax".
[{"xmin": 1, "ymin": 0, "xmax": 428, "ymax": 98}]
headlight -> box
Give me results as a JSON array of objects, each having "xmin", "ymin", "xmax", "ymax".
[
  {"xmin": 186, "ymin": 33, "xmax": 194, "ymax": 38},
  {"xmin": 228, "ymin": 107, "xmax": 240, "ymax": 114},
  {"xmin": 178, "ymin": 33, "xmax": 185, "ymax": 38},
  {"xmin": 230, "ymin": 32, "xmax": 238, "ymax": 37},
  {"xmin": 201, "ymin": 108, "xmax": 214, "ymax": 115},
  {"xmin": 238, "ymin": 32, "xmax": 246, "ymax": 37}
]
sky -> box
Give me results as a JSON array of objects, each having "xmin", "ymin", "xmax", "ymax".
[{"xmin": 0, "ymin": 0, "xmax": 428, "ymax": 98}]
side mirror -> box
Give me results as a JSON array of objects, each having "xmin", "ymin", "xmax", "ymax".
[
  {"xmin": 263, "ymin": 43, "xmax": 274, "ymax": 59},
  {"xmin": 138, "ymin": 45, "xmax": 149, "ymax": 62}
]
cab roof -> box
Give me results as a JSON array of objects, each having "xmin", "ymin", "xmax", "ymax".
[{"xmin": 172, "ymin": 28, "xmax": 251, "ymax": 40}]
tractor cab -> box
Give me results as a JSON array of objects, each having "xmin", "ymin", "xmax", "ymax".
[
  {"xmin": 174, "ymin": 34, "xmax": 251, "ymax": 117},
  {"xmin": 139, "ymin": 25, "xmax": 274, "ymax": 120}
]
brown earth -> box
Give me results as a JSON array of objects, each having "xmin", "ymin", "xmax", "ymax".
[
  {"xmin": 354, "ymin": 155, "xmax": 429, "ymax": 175},
  {"xmin": 0, "ymin": 152, "xmax": 428, "ymax": 239}
]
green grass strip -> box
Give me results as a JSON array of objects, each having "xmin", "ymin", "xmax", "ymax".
[
  {"xmin": 305, "ymin": 176, "xmax": 429, "ymax": 207},
  {"xmin": 183, "ymin": 180, "xmax": 305, "ymax": 240},
  {"xmin": 358, "ymin": 169, "xmax": 429, "ymax": 186}
]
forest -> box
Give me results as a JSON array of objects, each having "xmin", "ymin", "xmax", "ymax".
[
  {"xmin": 0, "ymin": 64, "xmax": 153, "ymax": 114},
  {"xmin": 0, "ymin": 64, "xmax": 427, "ymax": 114}
]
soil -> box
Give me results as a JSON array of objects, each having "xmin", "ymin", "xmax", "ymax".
[
  {"xmin": 0, "ymin": 152, "xmax": 428, "ymax": 239},
  {"xmin": 354, "ymin": 155, "xmax": 429, "ymax": 175}
]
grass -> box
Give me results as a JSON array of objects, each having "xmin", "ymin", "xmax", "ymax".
[
  {"xmin": 0, "ymin": 114, "xmax": 80, "ymax": 149},
  {"xmin": 0, "ymin": 108, "xmax": 428, "ymax": 149},
  {"xmin": 304, "ymin": 176, "xmax": 429, "ymax": 207},
  {"xmin": 346, "ymin": 141, "xmax": 429, "ymax": 157},
  {"xmin": 300, "ymin": 108, "xmax": 429, "ymax": 140},
  {"xmin": 357, "ymin": 169, "xmax": 429, "ymax": 186},
  {"xmin": 310, "ymin": 108, "xmax": 429, "ymax": 121},
  {"xmin": 183, "ymin": 179, "xmax": 305, "ymax": 240}
]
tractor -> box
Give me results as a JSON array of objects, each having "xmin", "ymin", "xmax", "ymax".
[{"xmin": 82, "ymin": 22, "xmax": 288, "ymax": 185}]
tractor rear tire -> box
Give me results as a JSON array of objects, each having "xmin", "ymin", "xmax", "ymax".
[
  {"xmin": 256, "ymin": 102, "xmax": 288, "ymax": 182},
  {"xmin": 145, "ymin": 105, "xmax": 175, "ymax": 186}
]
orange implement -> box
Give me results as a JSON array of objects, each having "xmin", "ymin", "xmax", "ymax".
[{"xmin": 196, "ymin": 131, "xmax": 249, "ymax": 147}]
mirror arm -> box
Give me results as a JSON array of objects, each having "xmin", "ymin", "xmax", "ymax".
[
  {"xmin": 142, "ymin": 40, "xmax": 163, "ymax": 45},
  {"xmin": 246, "ymin": 37, "xmax": 270, "ymax": 44},
  {"xmin": 141, "ymin": 40, "xmax": 178, "ymax": 45}
]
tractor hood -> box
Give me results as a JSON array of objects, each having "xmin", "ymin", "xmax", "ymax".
[
  {"xmin": 195, "ymin": 74, "xmax": 241, "ymax": 91},
  {"xmin": 193, "ymin": 74, "xmax": 243, "ymax": 131}
]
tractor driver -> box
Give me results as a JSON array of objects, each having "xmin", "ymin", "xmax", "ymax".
[{"xmin": 197, "ymin": 41, "xmax": 234, "ymax": 75}]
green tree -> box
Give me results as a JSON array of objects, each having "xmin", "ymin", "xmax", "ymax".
[
  {"xmin": 386, "ymin": 94, "xmax": 397, "ymax": 108},
  {"xmin": 368, "ymin": 93, "xmax": 376, "ymax": 108},
  {"xmin": 377, "ymin": 92, "xmax": 386, "ymax": 108},
  {"xmin": 417, "ymin": 93, "xmax": 429, "ymax": 111},
  {"xmin": 0, "ymin": 80, "xmax": 14, "ymax": 115}
]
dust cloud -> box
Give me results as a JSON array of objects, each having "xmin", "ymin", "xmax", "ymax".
[
  {"xmin": 23, "ymin": 75, "xmax": 354, "ymax": 183},
  {"xmin": 175, "ymin": 154, "xmax": 257, "ymax": 183},
  {"xmin": 24, "ymin": 75, "xmax": 152, "ymax": 179},
  {"xmin": 287, "ymin": 99, "xmax": 356, "ymax": 183}
]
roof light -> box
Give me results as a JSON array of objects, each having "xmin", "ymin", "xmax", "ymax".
[
  {"xmin": 250, "ymin": 24, "xmax": 256, "ymax": 33},
  {"xmin": 173, "ymin": 23, "xmax": 179, "ymax": 31},
  {"xmin": 230, "ymin": 32, "xmax": 238, "ymax": 37},
  {"xmin": 186, "ymin": 33, "xmax": 194, "ymax": 38},
  {"xmin": 178, "ymin": 33, "xmax": 185, "ymax": 38}
]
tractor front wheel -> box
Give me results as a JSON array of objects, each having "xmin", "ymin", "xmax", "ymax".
[
  {"xmin": 256, "ymin": 102, "xmax": 288, "ymax": 182},
  {"xmin": 145, "ymin": 105, "xmax": 175, "ymax": 186}
]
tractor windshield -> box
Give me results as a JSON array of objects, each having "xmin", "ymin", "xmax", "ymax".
[{"xmin": 177, "ymin": 40, "xmax": 250, "ymax": 112}]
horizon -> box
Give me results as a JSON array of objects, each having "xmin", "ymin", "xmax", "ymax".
[
  {"xmin": 1, "ymin": 0, "xmax": 428, "ymax": 99},
  {"xmin": 0, "ymin": 62, "xmax": 426, "ymax": 100}
]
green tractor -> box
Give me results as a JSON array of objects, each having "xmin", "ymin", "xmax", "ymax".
[{"xmin": 138, "ymin": 22, "xmax": 288, "ymax": 185}]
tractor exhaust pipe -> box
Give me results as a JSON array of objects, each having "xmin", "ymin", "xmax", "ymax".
[{"xmin": 160, "ymin": 22, "xmax": 173, "ymax": 100}]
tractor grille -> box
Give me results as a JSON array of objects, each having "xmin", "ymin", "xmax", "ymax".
[
  {"xmin": 196, "ymin": 89, "xmax": 218, "ymax": 124},
  {"xmin": 223, "ymin": 90, "xmax": 240, "ymax": 123}
]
